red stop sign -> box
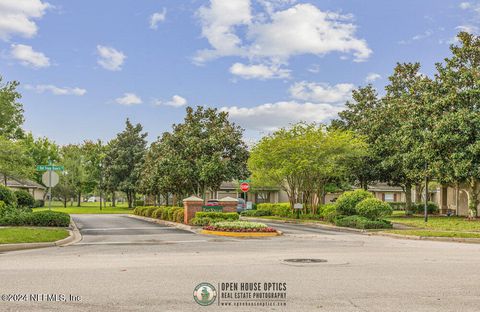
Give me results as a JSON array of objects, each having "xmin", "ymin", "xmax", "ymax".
[{"xmin": 240, "ymin": 182, "xmax": 250, "ymax": 192}]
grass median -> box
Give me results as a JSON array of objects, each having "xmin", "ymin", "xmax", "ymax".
[
  {"xmin": 386, "ymin": 212, "xmax": 480, "ymax": 239},
  {"xmin": 0, "ymin": 227, "xmax": 69, "ymax": 244}
]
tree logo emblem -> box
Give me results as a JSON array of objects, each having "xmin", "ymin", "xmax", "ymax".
[{"xmin": 193, "ymin": 282, "xmax": 217, "ymax": 306}]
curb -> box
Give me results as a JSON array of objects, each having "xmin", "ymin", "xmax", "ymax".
[
  {"xmin": 200, "ymin": 229, "xmax": 282, "ymax": 238},
  {"xmin": 127, "ymin": 215, "xmax": 200, "ymax": 234},
  {"xmin": 370, "ymin": 231, "xmax": 480, "ymax": 244},
  {"xmin": 241, "ymin": 217, "xmax": 366, "ymax": 234},
  {"xmin": 0, "ymin": 218, "xmax": 82, "ymax": 252}
]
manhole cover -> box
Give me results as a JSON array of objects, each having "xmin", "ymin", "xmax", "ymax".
[{"xmin": 284, "ymin": 258, "xmax": 327, "ymax": 263}]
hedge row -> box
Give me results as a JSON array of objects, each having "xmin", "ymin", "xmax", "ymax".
[
  {"xmin": 0, "ymin": 210, "xmax": 70, "ymax": 227},
  {"xmin": 191, "ymin": 212, "xmax": 239, "ymax": 226},
  {"xmin": 254, "ymin": 203, "xmax": 292, "ymax": 217},
  {"xmin": 133, "ymin": 206, "xmax": 184, "ymax": 223}
]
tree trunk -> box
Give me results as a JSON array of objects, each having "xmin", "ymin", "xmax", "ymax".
[
  {"xmin": 467, "ymin": 179, "xmax": 479, "ymax": 218},
  {"xmin": 415, "ymin": 184, "xmax": 422, "ymax": 203},
  {"xmin": 112, "ymin": 191, "xmax": 116, "ymax": 207},
  {"xmin": 63, "ymin": 197, "xmax": 67, "ymax": 208},
  {"xmin": 77, "ymin": 191, "xmax": 81, "ymax": 207},
  {"xmin": 3, "ymin": 175, "xmax": 7, "ymax": 186},
  {"xmin": 405, "ymin": 183, "xmax": 413, "ymax": 215}
]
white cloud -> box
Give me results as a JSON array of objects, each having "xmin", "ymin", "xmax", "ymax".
[
  {"xmin": 365, "ymin": 73, "xmax": 381, "ymax": 82},
  {"xmin": 456, "ymin": 24, "xmax": 479, "ymax": 34},
  {"xmin": 195, "ymin": 1, "xmax": 371, "ymax": 63},
  {"xmin": 149, "ymin": 8, "xmax": 167, "ymax": 30},
  {"xmin": 289, "ymin": 81, "xmax": 354, "ymax": 103},
  {"xmin": 115, "ymin": 93, "xmax": 142, "ymax": 106},
  {"xmin": 154, "ymin": 95, "xmax": 188, "ymax": 107},
  {"xmin": 0, "ymin": 0, "xmax": 50, "ymax": 40},
  {"xmin": 229, "ymin": 62, "xmax": 290, "ymax": 79},
  {"xmin": 460, "ymin": 2, "xmax": 473, "ymax": 10},
  {"xmin": 97, "ymin": 45, "xmax": 126, "ymax": 71},
  {"xmin": 25, "ymin": 84, "xmax": 86, "ymax": 96},
  {"xmin": 221, "ymin": 101, "xmax": 343, "ymax": 132},
  {"xmin": 10, "ymin": 44, "xmax": 50, "ymax": 68}
]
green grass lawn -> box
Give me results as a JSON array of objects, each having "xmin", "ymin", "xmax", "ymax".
[
  {"xmin": 385, "ymin": 229, "xmax": 480, "ymax": 239},
  {"xmin": 387, "ymin": 214, "xmax": 480, "ymax": 232},
  {"xmin": 34, "ymin": 201, "xmax": 134, "ymax": 214},
  {"xmin": 0, "ymin": 227, "xmax": 69, "ymax": 244}
]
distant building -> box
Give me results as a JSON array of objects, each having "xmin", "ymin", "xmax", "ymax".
[{"xmin": 1, "ymin": 174, "xmax": 46, "ymax": 200}]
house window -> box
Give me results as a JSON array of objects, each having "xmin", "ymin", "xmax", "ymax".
[{"xmin": 384, "ymin": 193, "xmax": 394, "ymax": 202}]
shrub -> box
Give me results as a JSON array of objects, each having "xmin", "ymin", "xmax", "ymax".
[
  {"xmin": 134, "ymin": 200, "xmax": 145, "ymax": 207},
  {"xmin": 174, "ymin": 209, "xmax": 184, "ymax": 223},
  {"xmin": 319, "ymin": 203, "xmax": 337, "ymax": 222},
  {"xmin": 334, "ymin": 215, "xmax": 392, "ymax": 229},
  {"xmin": 191, "ymin": 217, "xmax": 213, "ymax": 226},
  {"xmin": 299, "ymin": 213, "xmax": 322, "ymax": 220},
  {"xmin": 204, "ymin": 221, "xmax": 276, "ymax": 232},
  {"xmin": 34, "ymin": 199, "xmax": 45, "ymax": 208},
  {"xmin": 151, "ymin": 207, "xmax": 164, "ymax": 219},
  {"xmin": 133, "ymin": 206, "xmax": 146, "ymax": 215},
  {"xmin": 143, "ymin": 207, "xmax": 157, "ymax": 217},
  {"xmin": 195, "ymin": 212, "xmax": 239, "ymax": 221},
  {"xmin": 15, "ymin": 190, "xmax": 35, "ymax": 208},
  {"xmin": 0, "ymin": 210, "xmax": 70, "ymax": 227},
  {"xmin": 0, "ymin": 185, "xmax": 16, "ymax": 207},
  {"xmin": 0, "ymin": 200, "xmax": 15, "ymax": 216},
  {"xmin": 241, "ymin": 209, "xmax": 271, "ymax": 217},
  {"xmin": 256, "ymin": 203, "xmax": 292, "ymax": 217},
  {"xmin": 389, "ymin": 202, "xmax": 406, "ymax": 210},
  {"xmin": 356, "ymin": 198, "xmax": 393, "ymax": 220},
  {"xmin": 412, "ymin": 202, "xmax": 439, "ymax": 214},
  {"xmin": 335, "ymin": 190, "xmax": 373, "ymax": 216}
]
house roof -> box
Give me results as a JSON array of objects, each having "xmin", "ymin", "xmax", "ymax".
[
  {"xmin": 366, "ymin": 183, "xmax": 404, "ymax": 192},
  {"xmin": 219, "ymin": 181, "xmax": 280, "ymax": 191},
  {"xmin": 0, "ymin": 174, "xmax": 46, "ymax": 190}
]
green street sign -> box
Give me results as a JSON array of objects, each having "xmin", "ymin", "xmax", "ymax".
[
  {"xmin": 36, "ymin": 165, "xmax": 64, "ymax": 171},
  {"xmin": 238, "ymin": 179, "xmax": 251, "ymax": 183}
]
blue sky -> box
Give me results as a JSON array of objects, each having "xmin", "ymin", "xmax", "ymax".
[{"xmin": 0, "ymin": 0, "xmax": 477, "ymax": 144}]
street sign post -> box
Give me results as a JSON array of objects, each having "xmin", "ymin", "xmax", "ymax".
[{"xmin": 37, "ymin": 161, "xmax": 63, "ymax": 210}]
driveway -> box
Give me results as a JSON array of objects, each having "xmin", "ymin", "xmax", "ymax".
[{"xmin": 1, "ymin": 215, "xmax": 480, "ymax": 311}]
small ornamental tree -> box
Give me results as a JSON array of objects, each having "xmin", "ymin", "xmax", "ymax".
[
  {"xmin": 356, "ymin": 198, "xmax": 393, "ymax": 220},
  {"xmin": 335, "ymin": 189, "xmax": 373, "ymax": 216}
]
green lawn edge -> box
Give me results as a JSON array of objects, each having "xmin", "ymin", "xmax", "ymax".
[{"xmin": 0, "ymin": 227, "xmax": 69, "ymax": 244}]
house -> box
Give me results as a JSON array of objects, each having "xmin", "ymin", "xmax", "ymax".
[
  {"xmin": 1, "ymin": 174, "xmax": 46, "ymax": 200},
  {"xmin": 206, "ymin": 181, "xmax": 289, "ymax": 204}
]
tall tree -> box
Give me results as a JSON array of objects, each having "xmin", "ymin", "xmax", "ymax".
[
  {"xmin": 22, "ymin": 133, "xmax": 60, "ymax": 184},
  {"xmin": 248, "ymin": 123, "xmax": 367, "ymax": 211},
  {"xmin": 82, "ymin": 140, "xmax": 106, "ymax": 208},
  {"xmin": 430, "ymin": 32, "xmax": 480, "ymax": 217},
  {"xmin": 0, "ymin": 76, "xmax": 24, "ymax": 140},
  {"xmin": 0, "ymin": 136, "xmax": 33, "ymax": 185},
  {"xmin": 61, "ymin": 144, "xmax": 86, "ymax": 207},
  {"xmin": 104, "ymin": 120, "xmax": 147, "ymax": 208}
]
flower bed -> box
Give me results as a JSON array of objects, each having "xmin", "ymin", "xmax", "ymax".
[{"xmin": 203, "ymin": 221, "xmax": 276, "ymax": 233}]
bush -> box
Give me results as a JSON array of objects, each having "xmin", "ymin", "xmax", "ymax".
[
  {"xmin": 299, "ymin": 213, "xmax": 322, "ymax": 220},
  {"xmin": 356, "ymin": 198, "xmax": 393, "ymax": 220},
  {"xmin": 151, "ymin": 207, "xmax": 164, "ymax": 219},
  {"xmin": 134, "ymin": 200, "xmax": 145, "ymax": 207},
  {"xmin": 334, "ymin": 215, "xmax": 392, "ymax": 229},
  {"xmin": 0, "ymin": 200, "xmax": 14, "ymax": 217},
  {"xmin": 241, "ymin": 209, "xmax": 271, "ymax": 217},
  {"xmin": 412, "ymin": 202, "xmax": 439, "ymax": 214},
  {"xmin": 204, "ymin": 221, "xmax": 276, "ymax": 233},
  {"xmin": 191, "ymin": 217, "xmax": 213, "ymax": 226},
  {"xmin": 319, "ymin": 203, "xmax": 337, "ymax": 222},
  {"xmin": 15, "ymin": 190, "xmax": 35, "ymax": 208},
  {"xmin": 389, "ymin": 202, "xmax": 406, "ymax": 210},
  {"xmin": 0, "ymin": 210, "xmax": 70, "ymax": 227},
  {"xmin": 256, "ymin": 203, "xmax": 292, "ymax": 217},
  {"xmin": 335, "ymin": 190, "xmax": 373, "ymax": 216},
  {"xmin": 34, "ymin": 199, "xmax": 45, "ymax": 208},
  {"xmin": 174, "ymin": 209, "xmax": 184, "ymax": 223},
  {"xmin": 195, "ymin": 212, "xmax": 239, "ymax": 221},
  {"xmin": 143, "ymin": 207, "xmax": 158, "ymax": 217},
  {"xmin": 0, "ymin": 185, "xmax": 16, "ymax": 207}
]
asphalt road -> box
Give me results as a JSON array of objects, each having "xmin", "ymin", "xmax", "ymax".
[{"xmin": 1, "ymin": 214, "xmax": 480, "ymax": 312}]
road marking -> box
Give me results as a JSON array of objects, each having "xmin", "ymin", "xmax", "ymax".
[
  {"xmin": 80, "ymin": 227, "xmax": 175, "ymax": 231},
  {"xmin": 75, "ymin": 240, "xmax": 208, "ymax": 245}
]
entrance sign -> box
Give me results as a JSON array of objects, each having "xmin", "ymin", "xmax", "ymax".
[
  {"xmin": 240, "ymin": 182, "xmax": 250, "ymax": 192},
  {"xmin": 294, "ymin": 203, "xmax": 303, "ymax": 209},
  {"xmin": 246, "ymin": 201, "xmax": 253, "ymax": 210},
  {"xmin": 42, "ymin": 171, "xmax": 59, "ymax": 188},
  {"xmin": 202, "ymin": 205, "xmax": 223, "ymax": 212}
]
